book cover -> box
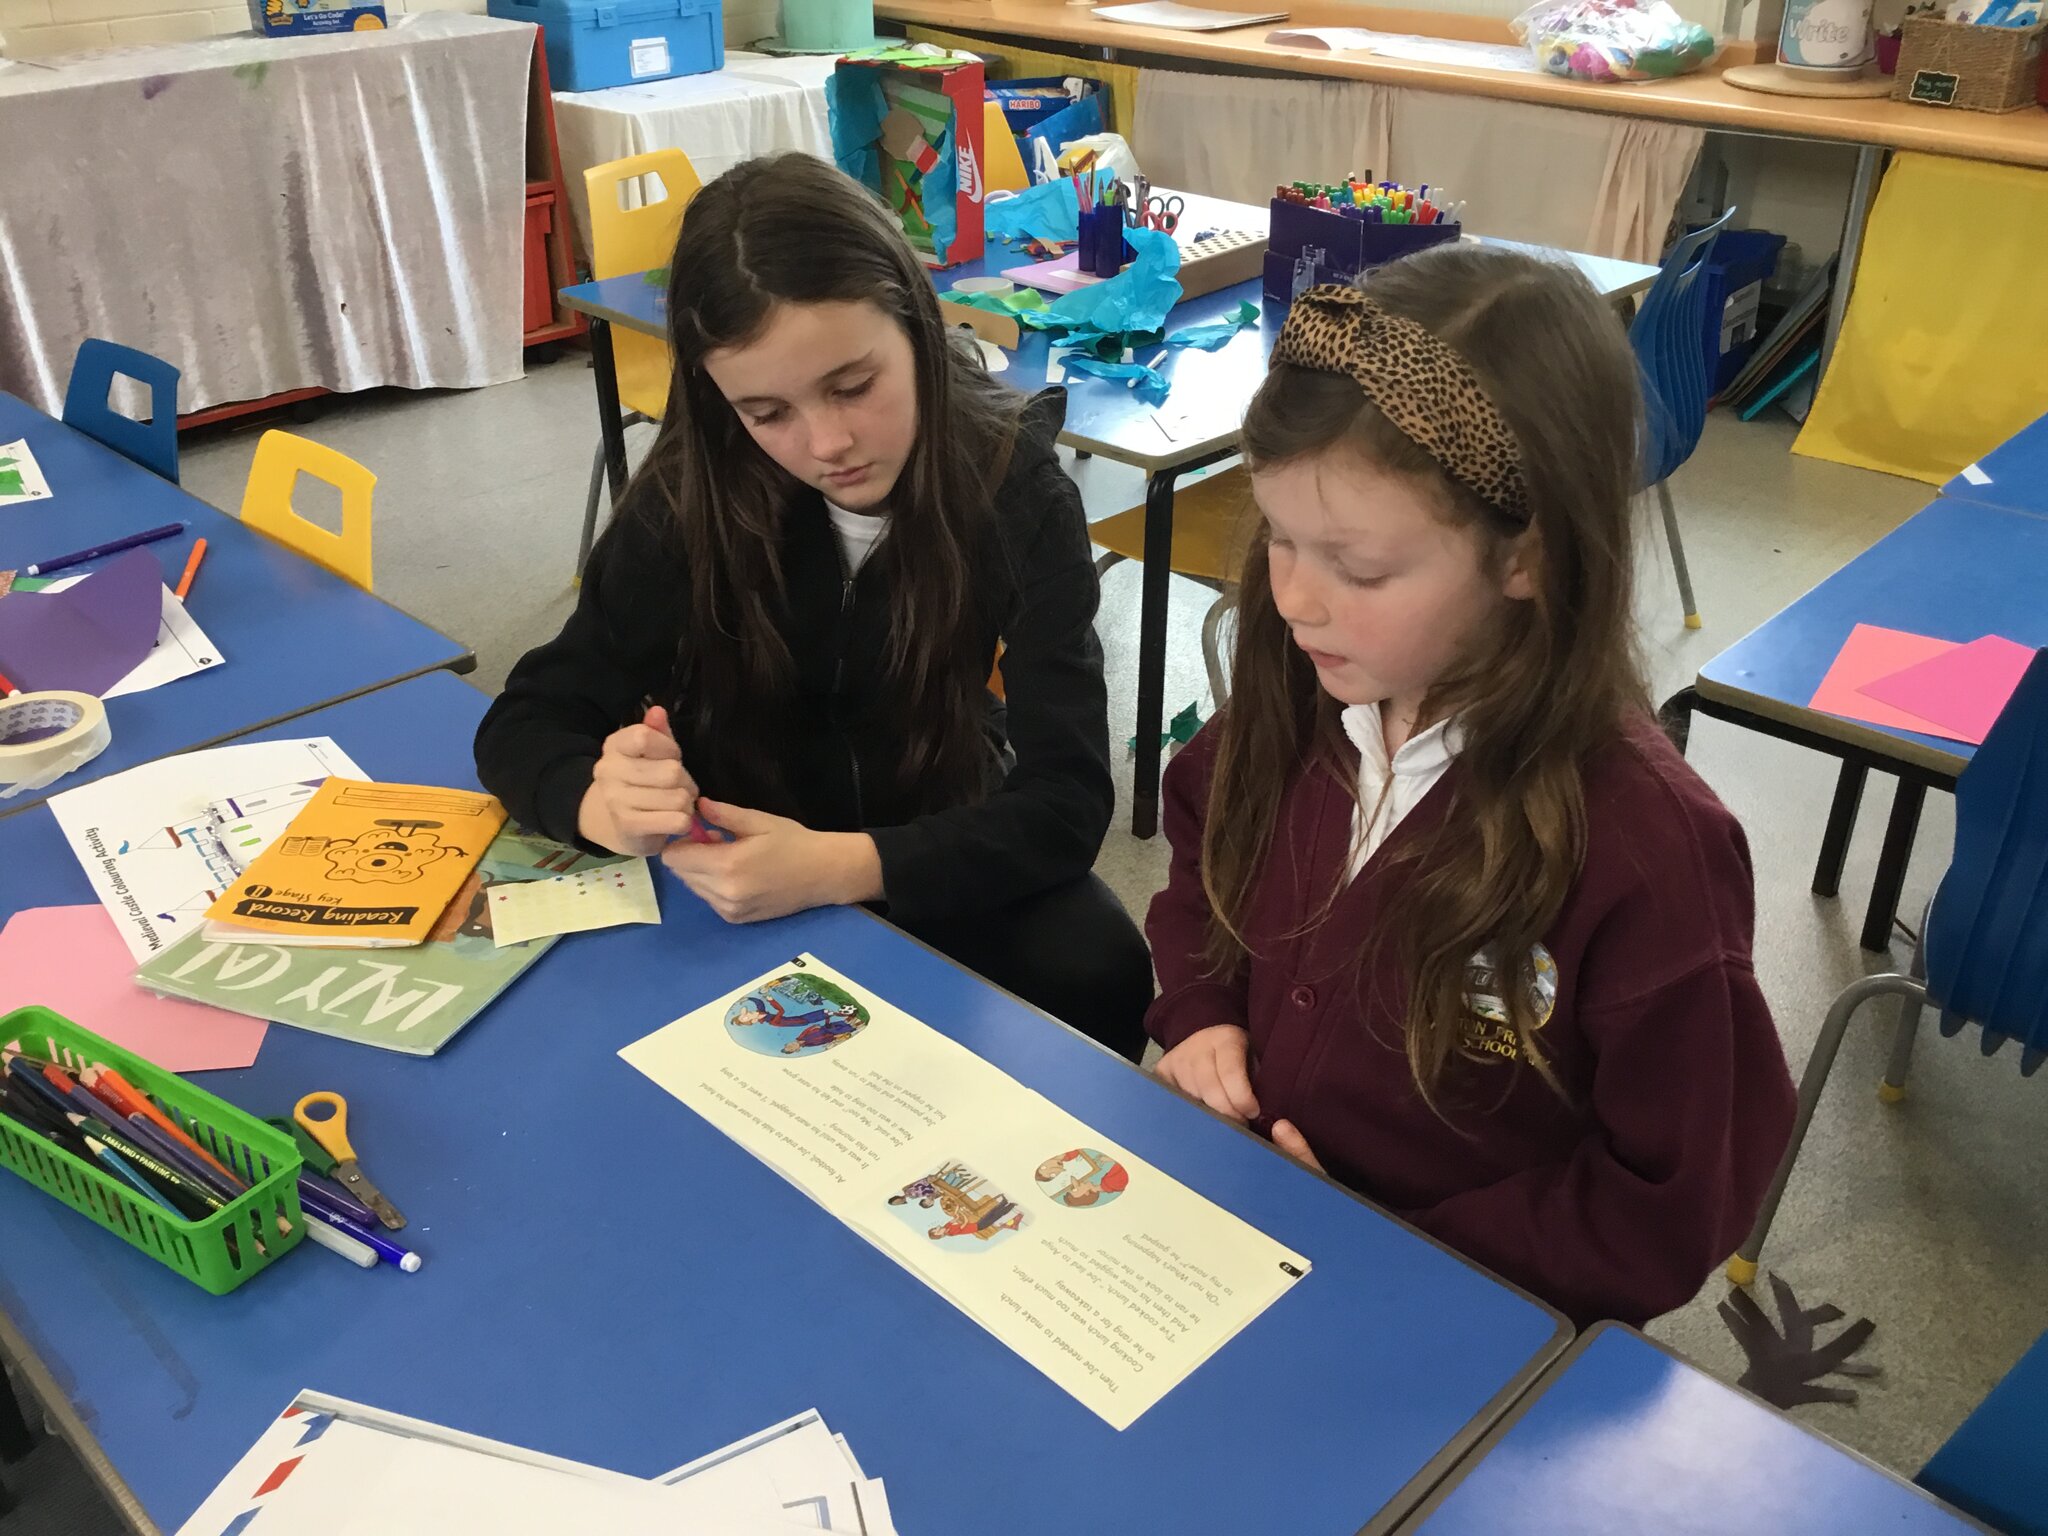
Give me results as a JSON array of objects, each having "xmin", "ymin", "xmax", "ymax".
[
  {"xmin": 203, "ymin": 780, "xmax": 507, "ymax": 948},
  {"xmin": 141, "ymin": 828, "xmax": 635, "ymax": 1055}
]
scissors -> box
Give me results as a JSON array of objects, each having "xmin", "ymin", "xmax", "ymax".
[
  {"xmin": 1128, "ymin": 193, "xmax": 1184, "ymax": 234},
  {"xmin": 294, "ymin": 1091, "xmax": 407, "ymax": 1231}
]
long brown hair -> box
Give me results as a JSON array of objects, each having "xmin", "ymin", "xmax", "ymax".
[
  {"xmin": 1205, "ymin": 243, "xmax": 1648, "ymax": 1107},
  {"xmin": 615, "ymin": 152, "xmax": 1020, "ymax": 813}
]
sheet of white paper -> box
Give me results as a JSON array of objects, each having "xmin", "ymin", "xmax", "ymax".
[
  {"xmin": 1344, "ymin": 28, "xmax": 1541, "ymax": 70},
  {"xmin": 49, "ymin": 737, "xmax": 366, "ymax": 962},
  {"xmin": 0, "ymin": 438, "xmax": 52, "ymax": 505},
  {"xmin": 1093, "ymin": 0, "xmax": 1288, "ymax": 28},
  {"xmin": 659, "ymin": 1410, "xmax": 867, "ymax": 1530},
  {"xmin": 1265, "ymin": 24, "xmax": 1380, "ymax": 48},
  {"xmin": 176, "ymin": 1392, "xmax": 760, "ymax": 1536},
  {"xmin": 41, "ymin": 575, "xmax": 223, "ymax": 698},
  {"xmin": 487, "ymin": 858, "xmax": 660, "ymax": 947}
]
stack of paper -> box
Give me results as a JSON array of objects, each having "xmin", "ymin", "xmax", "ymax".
[
  {"xmin": 1809, "ymin": 625, "xmax": 2037, "ymax": 746},
  {"xmin": 176, "ymin": 1394, "xmax": 898, "ymax": 1536},
  {"xmin": 47, "ymin": 743, "xmax": 653, "ymax": 1057}
]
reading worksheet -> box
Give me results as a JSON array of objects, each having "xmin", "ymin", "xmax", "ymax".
[{"xmin": 621, "ymin": 954, "xmax": 1310, "ymax": 1428}]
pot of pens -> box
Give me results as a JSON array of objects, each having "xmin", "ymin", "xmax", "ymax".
[
  {"xmin": 1264, "ymin": 178, "xmax": 1464, "ymax": 303},
  {"xmin": 1077, "ymin": 177, "xmax": 1132, "ymax": 279},
  {"xmin": 0, "ymin": 1006, "xmax": 305, "ymax": 1294}
]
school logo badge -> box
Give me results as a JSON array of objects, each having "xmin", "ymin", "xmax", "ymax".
[{"xmin": 1462, "ymin": 943, "xmax": 1558, "ymax": 1061}]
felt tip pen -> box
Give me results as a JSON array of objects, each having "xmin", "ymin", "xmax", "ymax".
[
  {"xmin": 304, "ymin": 1204, "xmax": 421, "ymax": 1273},
  {"xmin": 0, "ymin": 670, "xmax": 18, "ymax": 697},
  {"xmin": 300, "ymin": 1214, "xmax": 378, "ymax": 1268},
  {"xmin": 24, "ymin": 521, "xmax": 188, "ymax": 577},
  {"xmin": 297, "ymin": 1174, "xmax": 379, "ymax": 1231}
]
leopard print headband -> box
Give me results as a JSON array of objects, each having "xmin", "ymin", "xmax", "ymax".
[{"xmin": 1270, "ymin": 285, "xmax": 1531, "ymax": 523}]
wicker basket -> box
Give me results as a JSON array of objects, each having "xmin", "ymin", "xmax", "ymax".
[{"xmin": 1892, "ymin": 16, "xmax": 2047, "ymax": 111}]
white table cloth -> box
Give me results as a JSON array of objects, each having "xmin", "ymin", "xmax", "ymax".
[
  {"xmin": 551, "ymin": 53, "xmax": 837, "ymax": 261},
  {"xmin": 0, "ymin": 14, "xmax": 535, "ymax": 418}
]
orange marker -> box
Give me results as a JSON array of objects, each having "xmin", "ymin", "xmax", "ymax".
[{"xmin": 174, "ymin": 537, "xmax": 208, "ymax": 601}]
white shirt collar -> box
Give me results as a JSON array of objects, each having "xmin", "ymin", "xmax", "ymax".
[{"xmin": 1340, "ymin": 703, "xmax": 1462, "ymax": 778}]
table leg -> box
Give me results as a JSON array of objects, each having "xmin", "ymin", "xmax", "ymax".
[
  {"xmin": 0, "ymin": 1367, "xmax": 30, "ymax": 1462},
  {"xmin": 1821, "ymin": 145, "xmax": 1884, "ymax": 379},
  {"xmin": 1862, "ymin": 777, "xmax": 1925, "ymax": 953},
  {"xmin": 1131, "ymin": 466, "xmax": 1181, "ymax": 840},
  {"xmin": 1812, "ymin": 760, "xmax": 1868, "ymax": 899},
  {"xmin": 582, "ymin": 318, "xmax": 630, "ymax": 578}
]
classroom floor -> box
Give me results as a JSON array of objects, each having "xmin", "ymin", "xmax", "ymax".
[{"xmin": 8, "ymin": 352, "xmax": 2042, "ymax": 1531}]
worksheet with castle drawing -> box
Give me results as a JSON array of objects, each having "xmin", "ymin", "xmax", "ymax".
[{"xmin": 620, "ymin": 953, "xmax": 1311, "ymax": 1429}]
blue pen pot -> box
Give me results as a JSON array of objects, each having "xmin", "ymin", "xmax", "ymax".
[{"xmin": 1262, "ymin": 198, "xmax": 1461, "ymax": 303}]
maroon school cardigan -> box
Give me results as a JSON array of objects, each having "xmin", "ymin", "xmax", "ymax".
[{"xmin": 1144, "ymin": 713, "xmax": 1796, "ymax": 1327}]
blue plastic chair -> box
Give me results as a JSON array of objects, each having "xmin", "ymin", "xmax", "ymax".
[
  {"xmin": 1630, "ymin": 208, "xmax": 1733, "ymax": 631},
  {"xmin": 1728, "ymin": 647, "xmax": 2048, "ymax": 1284},
  {"xmin": 61, "ymin": 339, "xmax": 181, "ymax": 484},
  {"xmin": 1919, "ymin": 1327, "xmax": 2048, "ymax": 1535}
]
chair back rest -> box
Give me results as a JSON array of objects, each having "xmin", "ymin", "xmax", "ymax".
[
  {"xmin": 238, "ymin": 430, "xmax": 376, "ymax": 592},
  {"xmin": 585, "ymin": 149, "xmax": 701, "ymax": 280},
  {"xmin": 62, "ymin": 339, "xmax": 182, "ymax": 484},
  {"xmin": 1925, "ymin": 647, "xmax": 2048, "ymax": 1064},
  {"xmin": 1631, "ymin": 209, "xmax": 1733, "ymax": 488}
]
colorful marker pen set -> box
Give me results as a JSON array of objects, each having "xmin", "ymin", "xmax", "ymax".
[
  {"xmin": 0, "ymin": 1049, "xmax": 421, "ymax": 1276},
  {"xmin": 1275, "ymin": 178, "xmax": 1464, "ymax": 226}
]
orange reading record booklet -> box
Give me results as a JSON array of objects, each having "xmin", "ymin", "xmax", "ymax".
[{"xmin": 203, "ymin": 780, "xmax": 508, "ymax": 947}]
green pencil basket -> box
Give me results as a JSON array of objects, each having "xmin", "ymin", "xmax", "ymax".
[{"xmin": 0, "ymin": 1007, "xmax": 304, "ymax": 1295}]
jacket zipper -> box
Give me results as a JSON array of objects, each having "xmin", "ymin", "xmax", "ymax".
[{"xmin": 832, "ymin": 574, "xmax": 865, "ymax": 823}]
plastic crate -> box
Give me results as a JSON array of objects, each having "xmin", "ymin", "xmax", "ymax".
[
  {"xmin": 489, "ymin": 0, "xmax": 724, "ymax": 93},
  {"xmin": 524, "ymin": 190, "xmax": 558, "ymax": 334},
  {"xmin": 0, "ymin": 1007, "xmax": 303, "ymax": 1295},
  {"xmin": 1693, "ymin": 226, "xmax": 1786, "ymax": 395}
]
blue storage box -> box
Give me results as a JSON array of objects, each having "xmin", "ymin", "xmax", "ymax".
[
  {"xmin": 489, "ymin": 0, "xmax": 723, "ymax": 93},
  {"xmin": 1689, "ymin": 225, "xmax": 1786, "ymax": 394}
]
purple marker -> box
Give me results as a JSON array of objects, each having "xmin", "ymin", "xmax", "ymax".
[{"xmin": 25, "ymin": 520, "xmax": 188, "ymax": 577}]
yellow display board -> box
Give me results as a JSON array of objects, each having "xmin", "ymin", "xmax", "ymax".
[{"xmin": 1798, "ymin": 152, "xmax": 2048, "ymax": 484}]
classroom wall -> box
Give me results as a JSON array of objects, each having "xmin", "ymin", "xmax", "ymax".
[{"xmin": 3, "ymin": 0, "xmax": 775, "ymax": 56}]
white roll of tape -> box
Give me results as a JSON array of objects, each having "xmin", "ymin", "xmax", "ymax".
[{"xmin": 0, "ymin": 690, "xmax": 111, "ymax": 801}]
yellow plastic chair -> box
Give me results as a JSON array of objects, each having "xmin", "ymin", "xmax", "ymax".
[
  {"xmin": 585, "ymin": 147, "xmax": 699, "ymax": 418},
  {"xmin": 1091, "ymin": 464, "xmax": 1251, "ymax": 704},
  {"xmin": 578, "ymin": 148, "xmax": 701, "ymax": 573},
  {"xmin": 239, "ymin": 430, "xmax": 376, "ymax": 592}
]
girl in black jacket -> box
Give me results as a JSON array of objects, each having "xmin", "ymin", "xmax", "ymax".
[{"xmin": 475, "ymin": 153, "xmax": 1152, "ymax": 1059}]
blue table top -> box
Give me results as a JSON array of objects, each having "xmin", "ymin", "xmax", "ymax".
[
  {"xmin": 559, "ymin": 232, "xmax": 1656, "ymax": 475},
  {"xmin": 1696, "ymin": 495, "xmax": 2048, "ymax": 774},
  {"xmin": 1919, "ymin": 1328, "xmax": 2048, "ymax": 1536},
  {"xmin": 1407, "ymin": 1325, "xmax": 1990, "ymax": 1535},
  {"xmin": 0, "ymin": 671, "xmax": 1569, "ymax": 1536},
  {"xmin": 0, "ymin": 394, "xmax": 471, "ymax": 815},
  {"xmin": 1941, "ymin": 411, "xmax": 2048, "ymax": 520}
]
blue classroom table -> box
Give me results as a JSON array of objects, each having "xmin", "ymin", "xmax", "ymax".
[
  {"xmin": 1920, "ymin": 1327, "xmax": 2048, "ymax": 1536},
  {"xmin": 558, "ymin": 216, "xmax": 1656, "ymax": 843},
  {"xmin": 1675, "ymin": 495, "xmax": 2048, "ymax": 951},
  {"xmin": 0, "ymin": 393, "xmax": 472, "ymax": 818},
  {"xmin": 1401, "ymin": 1325, "xmax": 1992, "ymax": 1535},
  {"xmin": 1940, "ymin": 410, "xmax": 2048, "ymax": 520},
  {"xmin": 0, "ymin": 671, "xmax": 1571, "ymax": 1536}
]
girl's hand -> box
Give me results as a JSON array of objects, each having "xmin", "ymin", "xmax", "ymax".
[
  {"xmin": 1154, "ymin": 1024, "xmax": 1260, "ymax": 1122},
  {"xmin": 1269, "ymin": 1119, "xmax": 1325, "ymax": 1174},
  {"xmin": 578, "ymin": 706, "xmax": 701, "ymax": 856},
  {"xmin": 661, "ymin": 798, "xmax": 884, "ymax": 924}
]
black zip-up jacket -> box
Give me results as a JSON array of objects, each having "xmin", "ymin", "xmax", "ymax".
[{"xmin": 472, "ymin": 389, "xmax": 1113, "ymax": 929}]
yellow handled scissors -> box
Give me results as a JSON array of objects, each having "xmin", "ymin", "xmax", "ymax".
[{"xmin": 294, "ymin": 1091, "xmax": 407, "ymax": 1231}]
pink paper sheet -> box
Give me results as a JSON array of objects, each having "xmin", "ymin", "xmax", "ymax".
[
  {"xmin": 1860, "ymin": 635, "xmax": 2037, "ymax": 746},
  {"xmin": 0, "ymin": 906, "xmax": 266, "ymax": 1072},
  {"xmin": 1807, "ymin": 624, "xmax": 1956, "ymax": 735}
]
